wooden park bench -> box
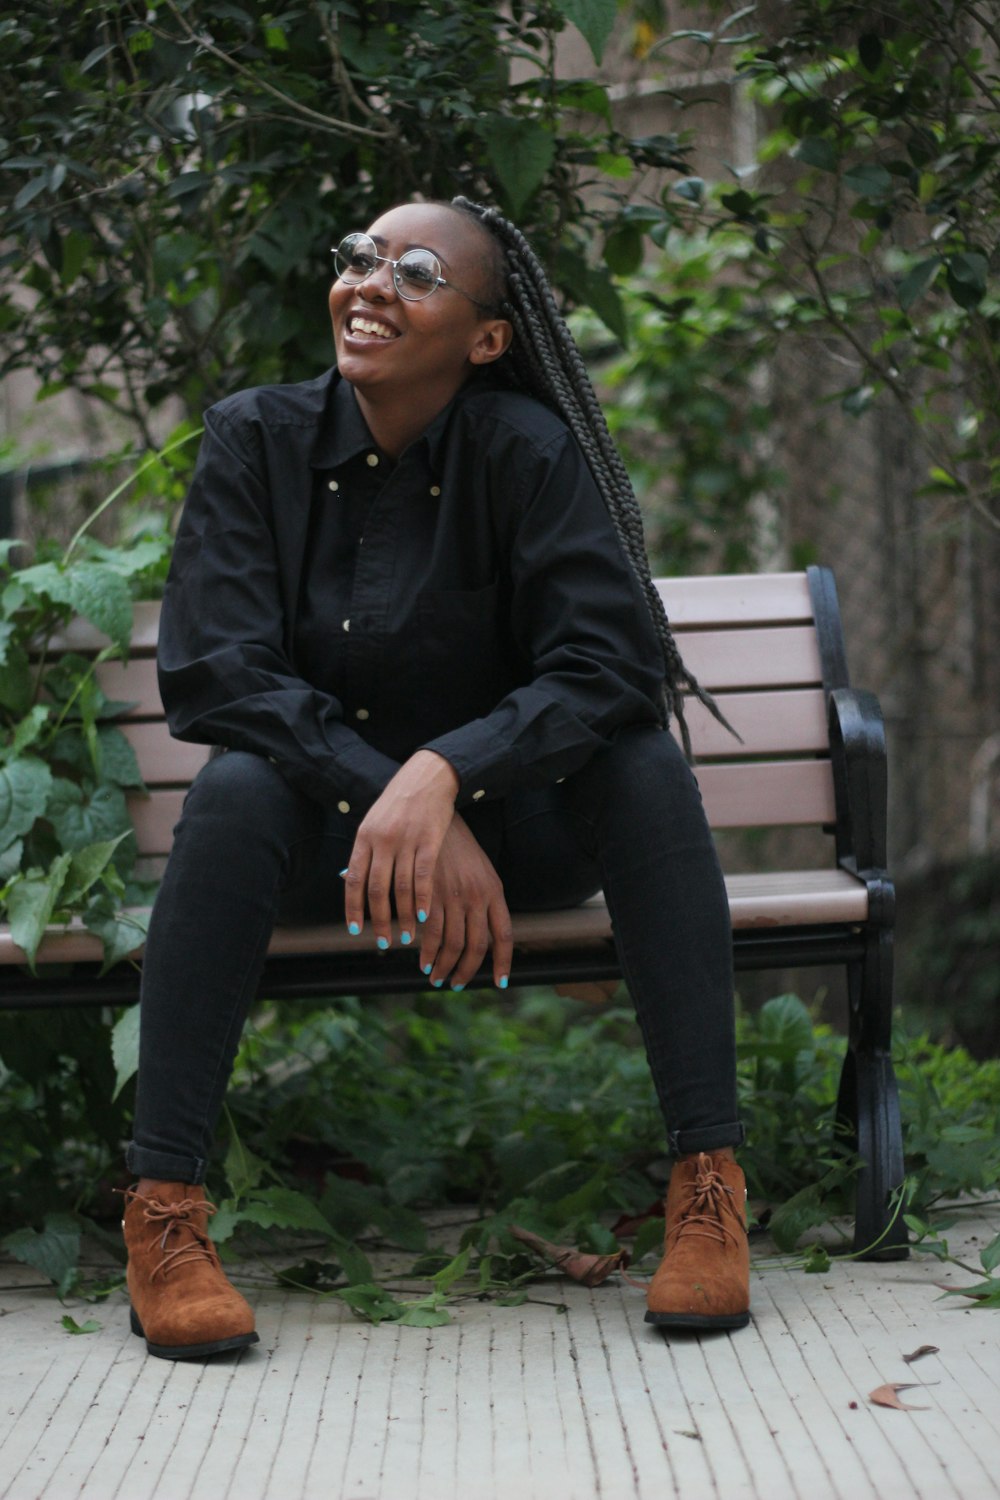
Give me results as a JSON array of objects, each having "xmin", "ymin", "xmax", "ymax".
[{"xmin": 0, "ymin": 565, "xmax": 907, "ymax": 1259}]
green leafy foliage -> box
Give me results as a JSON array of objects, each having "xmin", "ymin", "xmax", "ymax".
[
  {"xmin": 4, "ymin": 984, "xmax": 1000, "ymax": 1318},
  {"xmin": 0, "ymin": 0, "xmax": 692, "ymax": 426},
  {"xmin": 2, "ymin": 1212, "xmax": 81, "ymax": 1297},
  {"xmin": 574, "ymin": 236, "xmax": 783, "ymax": 574},
  {"xmin": 0, "ymin": 528, "xmax": 169, "ymax": 968},
  {"xmin": 652, "ymin": 0, "xmax": 1000, "ymax": 529}
]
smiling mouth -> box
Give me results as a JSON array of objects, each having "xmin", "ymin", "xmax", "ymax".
[{"xmin": 348, "ymin": 315, "xmax": 399, "ymax": 340}]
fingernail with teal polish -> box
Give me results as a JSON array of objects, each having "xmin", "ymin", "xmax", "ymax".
[
  {"xmin": 339, "ymin": 868, "xmax": 349, "ymax": 878},
  {"xmin": 377, "ymin": 936, "xmax": 390, "ymax": 950},
  {"xmin": 417, "ymin": 909, "xmax": 427, "ymax": 923},
  {"xmin": 400, "ymin": 931, "xmax": 412, "ymax": 945},
  {"xmin": 348, "ymin": 921, "xmax": 360, "ymax": 936},
  {"xmin": 499, "ymin": 975, "xmax": 509, "ymax": 990},
  {"xmin": 431, "ymin": 978, "xmax": 444, "ymax": 988},
  {"xmin": 422, "ymin": 963, "xmax": 432, "ymax": 975},
  {"xmin": 451, "ymin": 982, "xmax": 465, "ymax": 992}
]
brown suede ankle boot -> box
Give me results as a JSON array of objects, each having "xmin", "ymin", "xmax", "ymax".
[
  {"xmin": 122, "ymin": 1182, "xmax": 259, "ymax": 1360},
  {"xmin": 644, "ymin": 1151, "xmax": 750, "ymax": 1330}
]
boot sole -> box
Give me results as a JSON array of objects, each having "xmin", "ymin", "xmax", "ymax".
[
  {"xmin": 130, "ymin": 1306, "xmax": 260, "ymax": 1360},
  {"xmin": 644, "ymin": 1309, "xmax": 750, "ymax": 1331}
]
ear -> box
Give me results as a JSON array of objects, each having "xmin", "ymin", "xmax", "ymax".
[{"xmin": 468, "ymin": 318, "xmax": 513, "ymax": 366}]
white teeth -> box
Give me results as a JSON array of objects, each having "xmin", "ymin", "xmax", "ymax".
[{"xmin": 349, "ymin": 316, "xmax": 396, "ymax": 339}]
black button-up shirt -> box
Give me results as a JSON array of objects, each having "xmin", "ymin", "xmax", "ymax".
[{"xmin": 159, "ymin": 367, "xmax": 664, "ymax": 815}]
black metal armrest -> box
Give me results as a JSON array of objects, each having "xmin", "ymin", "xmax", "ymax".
[{"xmin": 827, "ymin": 689, "xmax": 893, "ymax": 923}]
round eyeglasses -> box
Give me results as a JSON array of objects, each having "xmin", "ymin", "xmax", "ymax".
[{"xmin": 332, "ymin": 232, "xmax": 493, "ymax": 308}]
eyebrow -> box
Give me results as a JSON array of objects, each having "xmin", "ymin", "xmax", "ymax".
[{"xmin": 368, "ymin": 233, "xmax": 452, "ymax": 270}]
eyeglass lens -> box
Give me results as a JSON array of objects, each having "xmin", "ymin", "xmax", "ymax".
[{"xmin": 334, "ymin": 234, "xmax": 442, "ymax": 300}]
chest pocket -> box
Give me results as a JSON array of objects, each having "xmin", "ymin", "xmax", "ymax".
[{"xmin": 417, "ymin": 581, "xmax": 510, "ymax": 724}]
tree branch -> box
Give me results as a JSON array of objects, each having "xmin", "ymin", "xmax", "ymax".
[{"xmin": 159, "ymin": 0, "xmax": 397, "ymax": 143}]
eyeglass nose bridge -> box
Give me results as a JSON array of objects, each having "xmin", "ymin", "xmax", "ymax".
[{"xmin": 357, "ymin": 251, "xmax": 399, "ymax": 299}]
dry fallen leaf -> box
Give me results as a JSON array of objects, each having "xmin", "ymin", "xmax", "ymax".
[
  {"xmin": 902, "ymin": 1344, "xmax": 939, "ymax": 1364},
  {"xmin": 510, "ymin": 1226, "xmax": 630, "ymax": 1286},
  {"xmin": 868, "ymin": 1382, "xmax": 931, "ymax": 1411}
]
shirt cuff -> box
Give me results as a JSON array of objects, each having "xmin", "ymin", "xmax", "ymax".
[
  {"xmin": 328, "ymin": 737, "xmax": 401, "ymax": 811},
  {"xmin": 419, "ymin": 721, "xmax": 516, "ymax": 809}
]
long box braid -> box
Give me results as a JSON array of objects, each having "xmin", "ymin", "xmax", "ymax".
[{"xmin": 450, "ymin": 196, "xmax": 735, "ymax": 759}]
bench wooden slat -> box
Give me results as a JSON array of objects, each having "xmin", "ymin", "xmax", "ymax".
[
  {"xmin": 676, "ymin": 626, "xmax": 823, "ymax": 690},
  {"xmin": 50, "ymin": 577, "xmax": 817, "ymax": 656},
  {"xmin": 95, "ymin": 658, "xmax": 161, "ymax": 717},
  {"xmin": 125, "ymin": 758, "xmax": 836, "ymax": 856},
  {"xmin": 657, "ymin": 572, "xmax": 814, "ymax": 627},
  {"xmin": 122, "ymin": 724, "xmax": 211, "ymax": 784},
  {"xmin": 121, "ymin": 688, "xmax": 829, "ymax": 787},
  {"xmin": 101, "ymin": 630, "xmax": 825, "ymax": 704},
  {"xmin": 0, "ymin": 870, "xmax": 869, "ymax": 968},
  {"xmin": 679, "ymin": 688, "xmax": 828, "ymax": 757},
  {"xmin": 694, "ymin": 760, "xmax": 835, "ymax": 826}
]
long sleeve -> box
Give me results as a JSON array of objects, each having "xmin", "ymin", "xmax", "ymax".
[
  {"xmin": 420, "ymin": 421, "xmax": 664, "ymax": 805},
  {"xmin": 158, "ymin": 406, "xmax": 400, "ymax": 813}
]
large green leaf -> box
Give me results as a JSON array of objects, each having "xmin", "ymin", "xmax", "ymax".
[
  {"xmin": 96, "ymin": 726, "xmax": 144, "ymax": 788},
  {"xmin": 60, "ymin": 833, "xmax": 130, "ymax": 907},
  {"xmin": 483, "ymin": 117, "xmax": 555, "ymax": 218},
  {"xmin": 553, "ymin": 0, "xmax": 618, "ymax": 64},
  {"xmin": 110, "ymin": 1004, "xmax": 140, "ymax": 1101},
  {"xmin": 6, "ymin": 854, "xmax": 72, "ymax": 968},
  {"xmin": 2, "ymin": 1213, "xmax": 81, "ymax": 1296},
  {"xmin": 84, "ymin": 903, "xmax": 148, "ymax": 974},
  {"xmin": 0, "ymin": 756, "xmax": 53, "ymax": 849},
  {"xmin": 68, "ymin": 565, "xmax": 133, "ymax": 657},
  {"xmin": 0, "ymin": 644, "xmax": 34, "ymax": 717},
  {"xmin": 0, "ymin": 838, "xmax": 23, "ymax": 881},
  {"xmin": 211, "ymin": 1187, "xmax": 337, "ymax": 1243},
  {"xmin": 45, "ymin": 777, "xmax": 130, "ymax": 852}
]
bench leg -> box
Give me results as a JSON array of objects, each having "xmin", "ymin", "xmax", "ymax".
[{"xmin": 836, "ymin": 928, "xmax": 909, "ymax": 1260}]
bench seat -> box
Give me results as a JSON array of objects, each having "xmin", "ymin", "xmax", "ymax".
[{"xmin": 0, "ymin": 566, "xmax": 907, "ymax": 1258}]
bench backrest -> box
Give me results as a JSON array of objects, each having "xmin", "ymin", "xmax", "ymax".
[{"xmin": 54, "ymin": 569, "xmax": 842, "ymax": 860}]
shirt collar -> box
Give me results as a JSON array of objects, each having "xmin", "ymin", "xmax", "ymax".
[
  {"xmin": 310, "ymin": 366, "xmax": 500, "ymax": 477},
  {"xmin": 310, "ymin": 372, "xmax": 378, "ymax": 470}
]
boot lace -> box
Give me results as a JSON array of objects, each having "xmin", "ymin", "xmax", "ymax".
[
  {"xmin": 667, "ymin": 1154, "xmax": 743, "ymax": 1251},
  {"xmin": 125, "ymin": 1190, "xmax": 221, "ymax": 1282}
]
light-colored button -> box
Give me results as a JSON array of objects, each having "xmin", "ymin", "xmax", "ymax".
[
  {"xmin": 430, "ymin": 484, "xmax": 441, "ymax": 497},
  {"xmin": 337, "ymin": 800, "xmax": 351, "ymax": 814},
  {"xmin": 556, "ymin": 777, "xmax": 565, "ymax": 784},
  {"xmin": 366, "ymin": 453, "xmax": 379, "ymax": 467},
  {"xmin": 328, "ymin": 479, "xmax": 339, "ymax": 492},
  {"xmin": 472, "ymin": 789, "xmax": 486, "ymax": 801},
  {"xmin": 355, "ymin": 708, "xmax": 370, "ymax": 721},
  {"xmin": 342, "ymin": 619, "xmax": 350, "ymax": 632}
]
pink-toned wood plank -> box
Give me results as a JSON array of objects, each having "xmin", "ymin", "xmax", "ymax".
[
  {"xmin": 94, "ymin": 657, "xmax": 161, "ymax": 717},
  {"xmin": 676, "ymin": 626, "xmax": 824, "ymax": 690},
  {"xmin": 656, "ymin": 572, "xmax": 814, "ymax": 627},
  {"xmin": 126, "ymin": 758, "xmax": 836, "ymax": 859},
  {"xmin": 122, "ymin": 723, "xmax": 212, "ymax": 784},
  {"xmin": 127, "ymin": 789, "xmax": 185, "ymax": 854},
  {"xmin": 0, "ymin": 870, "xmax": 866, "ymax": 967},
  {"xmin": 676, "ymin": 688, "xmax": 828, "ymax": 757},
  {"xmin": 695, "ymin": 760, "xmax": 836, "ymax": 827}
]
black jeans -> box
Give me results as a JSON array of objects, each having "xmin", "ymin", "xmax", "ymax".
[{"xmin": 126, "ymin": 725, "xmax": 743, "ymax": 1183}]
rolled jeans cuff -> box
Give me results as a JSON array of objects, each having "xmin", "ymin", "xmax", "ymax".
[
  {"xmin": 125, "ymin": 1141, "xmax": 208, "ymax": 1186},
  {"xmin": 667, "ymin": 1120, "xmax": 745, "ymax": 1157}
]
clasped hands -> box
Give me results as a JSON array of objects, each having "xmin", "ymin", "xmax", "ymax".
[{"xmin": 340, "ymin": 750, "xmax": 513, "ymax": 991}]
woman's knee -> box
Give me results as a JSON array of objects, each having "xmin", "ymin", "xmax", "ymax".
[{"xmin": 179, "ymin": 750, "xmax": 307, "ymax": 843}]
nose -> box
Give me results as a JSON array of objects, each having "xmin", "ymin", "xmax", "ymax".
[{"xmin": 359, "ymin": 257, "xmax": 397, "ymax": 302}]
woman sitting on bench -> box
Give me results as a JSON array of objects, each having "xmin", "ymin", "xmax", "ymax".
[{"xmin": 121, "ymin": 198, "xmax": 750, "ymax": 1360}]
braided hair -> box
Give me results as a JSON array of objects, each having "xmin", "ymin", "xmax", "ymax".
[{"xmin": 448, "ymin": 195, "xmax": 733, "ymax": 759}]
